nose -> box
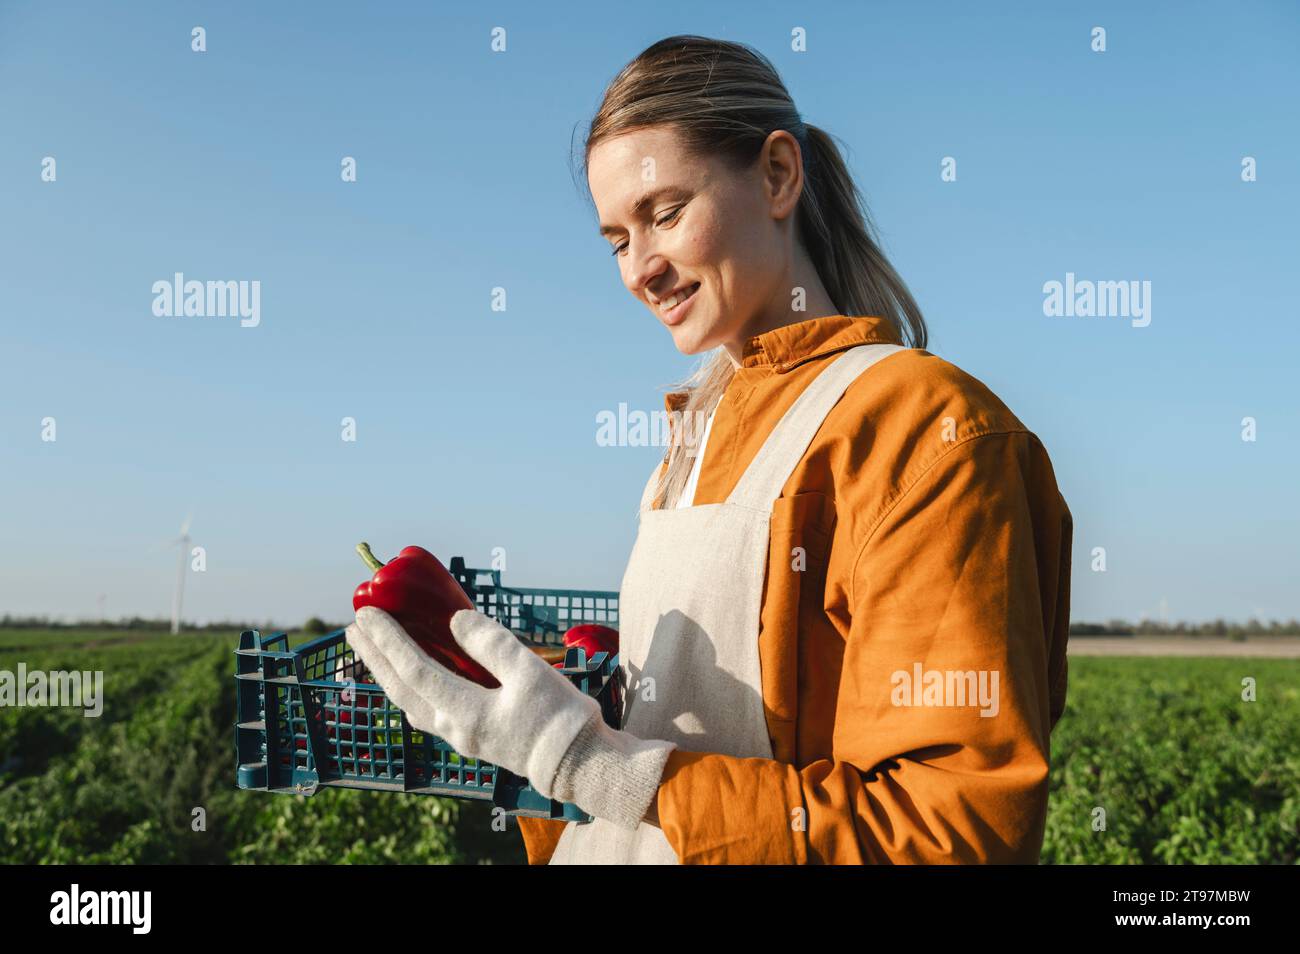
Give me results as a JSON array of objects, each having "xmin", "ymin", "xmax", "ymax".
[{"xmin": 623, "ymin": 241, "xmax": 668, "ymax": 301}]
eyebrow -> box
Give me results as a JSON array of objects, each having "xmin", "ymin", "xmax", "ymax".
[{"xmin": 598, "ymin": 185, "xmax": 693, "ymax": 237}]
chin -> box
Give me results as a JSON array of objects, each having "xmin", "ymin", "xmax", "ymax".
[
  {"xmin": 667, "ymin": 319, "xmax": 720, "ymax": 356},
  {"xmin": 668, "ymin": 327, "xmax": 709, "ymax": 356}
]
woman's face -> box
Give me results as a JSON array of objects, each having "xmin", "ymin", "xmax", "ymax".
[{"xmin": 589, "ymin": 125, "xmax": 805, "ymax": 356}]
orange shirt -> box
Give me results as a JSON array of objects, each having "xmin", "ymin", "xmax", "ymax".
[{"xmin": 518, "ymin": 314, "xmax": 1072, "ymax": 864}]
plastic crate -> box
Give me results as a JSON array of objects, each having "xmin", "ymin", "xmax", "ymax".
[
  {"xmin": 234, "ymin": 562, "xmax": 621, "ymax": 822},
  {"xmin": 449, "ymin": 557, "xmax": 620, "ymax": 644}
]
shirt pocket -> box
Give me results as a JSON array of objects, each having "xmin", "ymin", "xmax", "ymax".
[
  {"xmin": 765, "ymin": 491, "xmax": 837, "ymax": 634},
  {"xmin": 770, "ymin": 491, "xmax": 836, "ymax": 565},
  {"xmin": 761, "ymin": 491, "xmax": 838, "ymax": 750}
]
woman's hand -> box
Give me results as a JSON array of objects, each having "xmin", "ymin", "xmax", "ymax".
[
  {"xmin": 346, "ymin": 606, "xmax": 677, "ymax": 830},
  {"xmin": 345, "ymin": 606, "xmax": 601, "ymax": 801}
]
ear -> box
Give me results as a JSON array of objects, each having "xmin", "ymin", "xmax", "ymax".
[{"xmin": 759, "ymin": 128, "xmax": 804, "ymax": 221}]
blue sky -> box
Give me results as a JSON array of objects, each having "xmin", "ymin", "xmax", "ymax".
[{"xmin": 1, "ymin": 1, "xmax": 1297, "ymax": 627}]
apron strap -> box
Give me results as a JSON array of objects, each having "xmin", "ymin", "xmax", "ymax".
[{"xmin": 726, "ymin": 343, "xmax": 908, "ymax": 511}]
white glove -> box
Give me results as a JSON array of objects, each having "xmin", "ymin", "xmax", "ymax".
[{"xmin": 345, "ymin": 605, "xmax": 676, "ymax": 830}]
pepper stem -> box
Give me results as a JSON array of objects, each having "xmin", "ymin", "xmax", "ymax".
[{"xmin": 356, "ymin": 542, "xmax": 385, "ymax": 573}]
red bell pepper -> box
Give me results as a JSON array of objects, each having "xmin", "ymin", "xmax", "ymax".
[
  {"xmin": 548, "ymin": 625, "xmax": 618, "ymax": 669},
  {"xmin": 352, "ymin": 542, "xmax": 500, "ymax": 689},
  {"xmin": 554, "ymin": 623, "xmax": 622, "ymax": 719},
  {"xmin": 562, "ymin": 624, "xmax": 619, "ymax": 659}
]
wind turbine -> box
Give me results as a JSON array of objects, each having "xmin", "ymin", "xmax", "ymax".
[{"xmin": 171, "ymin": 514, "xmax": 192, "ymax": 634}]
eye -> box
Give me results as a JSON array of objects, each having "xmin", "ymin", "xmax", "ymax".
[
  {"xmin": 610, "ymin": 206, "xmax": 684, "ymax": 257},
  {"xmin": 656, "ymin": 206, "xmax": 683, "ymax": 226}
]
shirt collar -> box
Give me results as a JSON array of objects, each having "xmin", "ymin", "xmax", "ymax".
[{"xmin": 663, "ymin": 314, "xmax": 903, "ymax": 412}]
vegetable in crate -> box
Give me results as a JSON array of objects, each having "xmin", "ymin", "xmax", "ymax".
[
  {"xmin": 562, "ymin": 624, "xmax": 618, "ymax": 659},
  {"xmin": 556, "ymin": 624, "xmax": 623, "ymax": 721},
  {"xmin": 551, "ymin": 625, "xmax": 617, "ymax": 688},
  {"xmin": 352, "ymin": 542, "xmax": 499, "ymax": 689}
]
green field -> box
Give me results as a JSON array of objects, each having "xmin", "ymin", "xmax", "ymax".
[
  {"xmin": 0, "ymin": 630, "xmax": 521, "ymax": 864},
  {"xmin": 1043, "ymin": 656, "xmax": 1299, "ymax": 863},
  {"xmin": 1, "ymin": 629, "xmax": 1297, "ymax": 864}
]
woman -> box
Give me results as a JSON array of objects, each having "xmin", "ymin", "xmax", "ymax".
[{"xmin": 347, "ymin": 35, "xmax": 1072, "ymax": 865}]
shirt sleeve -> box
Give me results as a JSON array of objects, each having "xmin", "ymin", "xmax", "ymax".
[
  {"xmin": 654, "ymin": 430, "xmax": 1073, "ymax": 863},
  {"xmin": 515, "ymin": 816, "xmax": 568, "ymax": 864}
]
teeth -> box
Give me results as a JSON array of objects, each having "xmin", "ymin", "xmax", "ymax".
[{"xmin": 659, "ymin": 283, "xmax": 699, "ymax": 314}]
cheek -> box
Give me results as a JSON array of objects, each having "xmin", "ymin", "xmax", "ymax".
[
  {"xmin": 677, "ymin": 220, "xmax": 720, "ymax": 266},
  {"xmin": 693, "ymin": 206, "xmax": 764, "ymax": 279},
  {"xmin": 695, "ymin": 225, "xmax": 757, "ymax": 300}
]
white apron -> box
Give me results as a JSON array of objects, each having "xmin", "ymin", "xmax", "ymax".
[{"xmin": 548, "ymin": 342, "xmax": 907, "ymax": 864}]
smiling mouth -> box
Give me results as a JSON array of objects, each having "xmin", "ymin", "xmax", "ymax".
[{"xmin": 655, "ymin": 282, "xmax": 701, "ymax": 317}]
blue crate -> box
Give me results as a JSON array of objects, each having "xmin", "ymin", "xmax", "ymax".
[{"xmin": 448, "ymin": 557, "xmax": 620, "ymax": 643}]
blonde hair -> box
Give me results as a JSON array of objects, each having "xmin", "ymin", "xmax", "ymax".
[{"xmin": 577, "ymin": 35, "xmax": 928, "ymax": 509}]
